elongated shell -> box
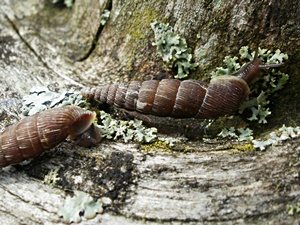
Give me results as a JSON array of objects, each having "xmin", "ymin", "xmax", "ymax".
[
  {"xmin": 81, "ymin": 76, "xmax": 249, "ymax": 119},
  {"xmin": 0, "ymin": 106, "xmax": 96, "ymax": 167},
  {"xmin": 81, "ymin": 48, "xmax": 283, "ymax": 119}
]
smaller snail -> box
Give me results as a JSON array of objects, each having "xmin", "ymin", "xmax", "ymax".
[
  {"xmin": 81, "ymin": 48, "xmax": 284, "ymax": 119},
  {"xmin": 0, "ymin": 106, "xmax": 101, "ymax": 168}
]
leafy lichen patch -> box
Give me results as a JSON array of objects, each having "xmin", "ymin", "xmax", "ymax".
[
  {"xmin": 151, "ymin": 21, "xmax": 198, "ymax": 79},
  {"xmin": 211, "ymin": 46, "xmax": 288, "ymax": 124},
  {"xmin": 96, "ymin": 110, "xmax": 157, "ymax": 143},
  {"xmin": 253, "ymin": 125, "xmax": 300, "ymax": 151},
  {"xmin": 58, "ymin": 190, "xmax": 103, "ymax": 223}
]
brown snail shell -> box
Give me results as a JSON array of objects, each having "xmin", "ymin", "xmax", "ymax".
[
  {"xmin": 0, "ymin": 106, "xmax": 98, "ymax": 167},
  {"xmin": 81, "ymin": 48, "xmax": 283, "ymax": 119}
]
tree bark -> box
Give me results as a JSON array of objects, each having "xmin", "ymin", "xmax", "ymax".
[{"xmin": 0, "ymin": 0, "xmax": 300, "ymax": 224}]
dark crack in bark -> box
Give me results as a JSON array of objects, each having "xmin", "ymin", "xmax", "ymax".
[{"xmin": 78, "ymin": 0, "xmax": 113, "ymax": 61}]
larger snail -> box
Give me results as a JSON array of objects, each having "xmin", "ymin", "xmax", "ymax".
[
  {"xmin": 0, "ymin": 106, "xmax": 101, "ymax": 168},
  {"xmin": 81, "ymin": 48, "xmax": 283, "ymax": 119}
]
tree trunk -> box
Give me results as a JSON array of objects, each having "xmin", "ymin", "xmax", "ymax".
[{"xmin": 0, "ymin": 0, "xmax": 300, "ymax": 224}]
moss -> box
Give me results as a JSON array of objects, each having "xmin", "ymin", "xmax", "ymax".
[
  {"xmin": 234, "ymin": 143, "xmax": 255, "ymax": 152},
  {"xmin": 120, "ymin": 2, "xmax": 165, "ymax": 73},
  {"xmin": 141, "ymin": 140, "xmax": 173, "ymax": 153},
  {"xmin": 141, "ymin": 137, "xmax": 189, "ymax": 153},
  {"xmin": 125, "ymin": 4, "xmax": 162, "ymax": 45}
]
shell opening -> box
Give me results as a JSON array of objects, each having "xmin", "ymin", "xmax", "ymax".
[{"xmin": 68, "ymin": 110, "xmax": 96, "ymax": 137}]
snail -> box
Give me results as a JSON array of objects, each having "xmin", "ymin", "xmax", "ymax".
[
  {"xmin": 81, "ymin": 48, "xmax": 284, "ymax": 119},
  {"xmin": 0, "ymin": 106, "xmax": 101, "ymax": 168}
]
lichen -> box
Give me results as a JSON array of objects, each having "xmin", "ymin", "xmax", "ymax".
[
  {"xmin": 97, "ymin": 110, "xmax": 157, "ymax": 143},
  {"xmin": 218, "ymin": 125, "xmax": 300, "ymax": 151},
  {"xmin": 150, "ymin": 21, "xmax": 198, "ymax": 79},
  {"xmin": 100, "ymin": 9, "xmax": 110, "ymax": 26},
  {"xmin": 218, "ymin": 127, "xmax": 253, "ymax": 142},
  {"xmin": 51, "ymin": 0, "xmax": 74, "ymax": 7},
  {"xmin": 43, "ymin": 167, "xmax": 61, "ymax": 187},
  {"xmin": 287, "ymin": 202, "xmax": 300, "ymax": 215},
  {"xmin": 21, "ymin": 86, "xmax": 84, "ymax": 117},
  {"xmin": 252, "ymin": 125, "xmax": 300, "ymax": 151},
  {"xmin": 58, "ymin": 190, "xmax": 103, "ymax": 223},
  {"xmin": 211, "ymin": 46, "xmax": 288, "ymax": 124},
  {"xmin": 158, "ymin": 136, "xmax": 187, "ymax": 147},
  {"xmin": 21, "ymin": 86, "xmax": 159, "ymax": 144}
]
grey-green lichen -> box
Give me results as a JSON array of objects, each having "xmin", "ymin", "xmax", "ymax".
[
  {"xmin": 21, "ymin": 86, "xmax": 159, "ymax": 144},
  {"xmin": 252, "ymin": 125, "xmax": 300, "ymax": 151},
  {"xmin": 21, "ymin": 86, "xmax": 84, "ymax": 117},
  {"xmin": 150, "ymin": 21, "xmax": 198, "ymax": 79},
  {"xmin": 100, "ymin": 9, "xmax": 110, "ymax": 26},
  {"xmin": 218, "ymin": 125, "xmax": 300, "ymax": 151},
  {"xmin": 58, "ymin": 190, "xmax": 103, "ymax": 223},
  {"xmin": 51, "ymin": 0, "xmax": 74, "ymax": 7},
  {"xmin": 211, "ymin": 46, "xmax": 288, "ymax": 124},
  {"xmin": 96, "ymin": 110, "xmax": 157, "ymax": 143},
  {"xmin": 218, "ymin": 127, "xmax": 254, "ymax": 142},
  {"xmin": 287, "ymin": 202, "xmax": 300, "ymax": 216},
  {"xmin": 43, "ymin": 167, "xmax": 61, "ymax": 187}
]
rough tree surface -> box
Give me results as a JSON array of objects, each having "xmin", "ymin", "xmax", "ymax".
[{"xmin": 0, "ymin": 0, "xmax": 300, "ymax": 224}]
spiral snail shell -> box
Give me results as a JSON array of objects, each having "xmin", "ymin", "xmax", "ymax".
[
  {"xmin": 81, "ymin": 49, "xmax": 283, "ymax": 119},
  {"xmin": 0, "ymin": 106, "xmax": 98, "ymax": 167}
]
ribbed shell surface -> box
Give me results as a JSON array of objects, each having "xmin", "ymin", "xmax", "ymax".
[
  {"xmin": 0, "ymin": 106, "xmax": 96, "ymax": 167},
  {"xmin": 82, "ymin": 77, "xmax": 249, "ymax": 119}
]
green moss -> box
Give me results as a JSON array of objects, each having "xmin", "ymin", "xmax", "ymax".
[
  {"xmin": 141, "ymin": 140, "xmax": 173, "ymax": 153},
  {"xmin": 234, "ymin": 143, "xmax": 255, "ymax": 152},
  {"xmin": 122, "ymin": 4, "xmax": 163, "ymax": 72},
  {"xmin": 141, "ymin": 137, "xmax": 188, "ymax": 153},
  {"xmin": 126, "ymin": 6, "xmax": 161, "ymax": 44}
]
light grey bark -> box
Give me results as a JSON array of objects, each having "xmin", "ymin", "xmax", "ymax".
[{"xmin": 0, "ymin": 0, "xmax": 300, "ymax": 224}]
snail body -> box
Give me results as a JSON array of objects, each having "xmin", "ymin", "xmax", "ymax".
[
  {"xmin": 81, "ymin": 49, "xmax": 283, "ymax": 119},
  {"xmin": 0, "ymin": 106, "xmax": 98, "ymax": 167}
]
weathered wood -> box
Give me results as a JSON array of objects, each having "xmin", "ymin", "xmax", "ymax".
[{"xmin": 0, "ymin": 0, "xmax": 300, "ymax": 224}]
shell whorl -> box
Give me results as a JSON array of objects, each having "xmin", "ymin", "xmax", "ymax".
[
  {"xmin": 81, "ymin": 76, "xmax": 250, "ymax": 119},
  {"xmin": 0, "ymin": 106, "xmax": 96, "ymax": 167}
]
